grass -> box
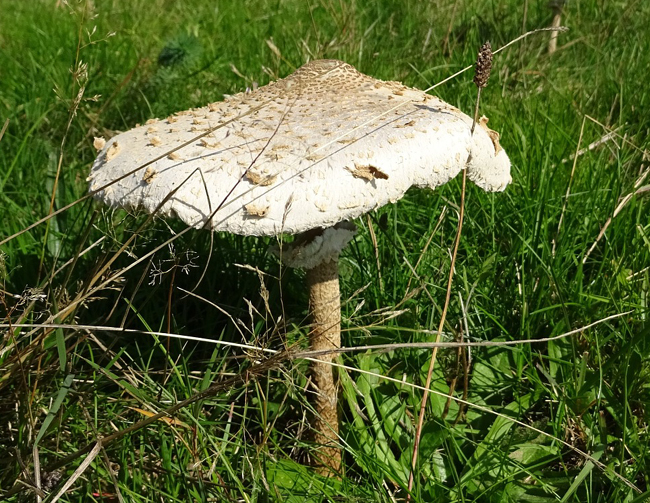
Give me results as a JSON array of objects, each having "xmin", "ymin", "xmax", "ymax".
[{"xmin": 1, "ymin": 0, "xmax": 649, "ymax": 501}]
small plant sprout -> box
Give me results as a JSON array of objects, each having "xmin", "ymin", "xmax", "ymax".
[{"xmin": 88, "ymin": 59, "xmax": 511, "ymax": 474}]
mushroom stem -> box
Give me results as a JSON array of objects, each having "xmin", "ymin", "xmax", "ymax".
[{"xmin": 306, "ymin": 257, "xmax": 341, "ymax": 474}]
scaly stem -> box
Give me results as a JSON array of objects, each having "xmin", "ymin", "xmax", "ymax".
[{"xmin": 306, "ymin": 258, "xmax": 341, "ymax": 475}]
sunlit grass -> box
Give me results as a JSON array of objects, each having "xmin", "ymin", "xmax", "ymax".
[{"xmin": 1, "ymin": 0, "xmax": 649, "ymax": 501}]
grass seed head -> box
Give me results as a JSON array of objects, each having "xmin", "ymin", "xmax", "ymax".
[{"xmin": 473, "ymin": 41, "xmax": 493, "ymax": 88}]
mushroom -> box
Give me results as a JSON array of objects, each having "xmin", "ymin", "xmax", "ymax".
[{"xmin": 88, "ymin": 59, "xmax": 511, "ymax": 474}]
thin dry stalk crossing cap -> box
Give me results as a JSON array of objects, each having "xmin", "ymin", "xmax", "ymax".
[{"xmin": 88, "ymin": 59, "xmax": 511, "ymax": 240}]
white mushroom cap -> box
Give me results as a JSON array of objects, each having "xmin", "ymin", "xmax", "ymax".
[{"xmin": 88, "ymin": 60, "xmax": 511, "ymax": 236}]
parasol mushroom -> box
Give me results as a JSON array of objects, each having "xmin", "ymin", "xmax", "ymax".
[{"xmin": 88, "ymin": 59, "xmax": 511, "ymax": 474}]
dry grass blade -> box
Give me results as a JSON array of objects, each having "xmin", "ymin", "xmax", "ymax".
[
  {"xmin": 2, "ymin": 311, "xmax": 631, "ymax": 362},
  {"xmin": 553, "ymin": 116, "xmax": 586, "ymax": 257},
  {"xmin": 585, "ymin": 114, "xmax": 648, "ymax": 155},
  {"xmin": 404, "ymin": 206, "xmax": 447, "ymax": 294},
  {"xmin": 559, "ymin": 128, "xmax": 621, "ymax": 165},
  {"xmin": 407, "ymin": 40, "xmax": 492, "ymax": 497},
  {"xmin": 583, "ymin": 166, "xmax": 650, "ymax": 263},
  {"xmin": 49, "ymin": 442, "xmax": 101, "ymax": 503},
  {"xmin": 0, "ymin": 119, "xmax": 9, "ymax": 143},
  {"xmin": 366, "ymin": 214, "xmax": 383, "ymax": 291},
  {"xmin": 426, "ymin": 26, "xmax": 568, "ymax": 92},
  {"xmin": 80, "ymin": 406, "xmax": 126, "ymax": 503},
  {"xmin": 33, "ymin": 445, "xmax": 42, "ymax": 503}
]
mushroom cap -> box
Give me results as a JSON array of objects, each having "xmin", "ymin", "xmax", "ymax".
[{"xmin": 88, "ymin": 59, "xmax": 511, "ymax": 236}]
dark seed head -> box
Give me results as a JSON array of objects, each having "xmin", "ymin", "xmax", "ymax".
[{"xmin": 473, "ymin": 42, "xmax": 493, "ymax": 89}]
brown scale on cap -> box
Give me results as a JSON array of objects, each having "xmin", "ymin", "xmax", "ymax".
[
  {"xmin": 348, "ymin": 163, "xmax": 389, "ymax": 181},
  {"xmin": 105, "ymin": 141, "xmax": 120, "ymax": 161},
  {"xmin": 143, "ymin": 167, "xmax": 157, "ymax": 184},
  {"xmin": 479, "ymin": 116, "xmax": 502, "ymax": 154},
  {"xmin": 244, "ymin": 203, "xmax": 269, "ymax": 217},
  {"xmin": 93, "ymin": 137, "xmax": 106, "ymax": 151},
  {"xmin": 199, "ymin": 138, "xmax": 221, "ymax": 149},
  {"xmin": 246, "ymin": 170, "xmax": 276, "ymax": 186}
]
